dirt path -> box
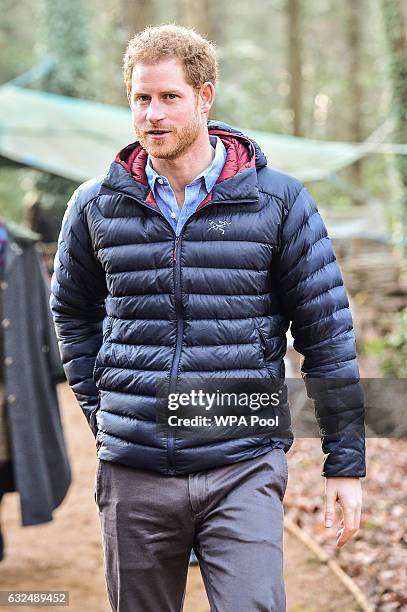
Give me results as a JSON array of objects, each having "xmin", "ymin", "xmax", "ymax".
[{"xmin": 0, "ymin": 384, "xmax": 359, "ymax": 611}]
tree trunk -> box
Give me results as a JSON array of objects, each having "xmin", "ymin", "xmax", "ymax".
[
  {"xmin": 347, "ymin": 0, "xmax": 363, "ymax": 190},
  {"xmin": 40, "ymin": 0, "xmax": 90, "ymax": 98},
  {"xmin": 35, "ymin": 0, "xmax": 91, "ymax": 241},
  {"xmin": 124, "ymin": 0, "xmax": 155, "ymax": 37},
  {"xmin": 381, "ymin": 0, "xmax": 407, "ymax": 244},
  {"xmin": 287, "ymin": 0, "xmax": 303, "ymax": 136},
  {"xmin": 176, "ymin": 0, "xmax": 215, "ymax": 40}
]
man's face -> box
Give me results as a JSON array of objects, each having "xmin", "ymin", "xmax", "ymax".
[{"xmin": 128, "ymin": 58, "xmax": 205, "ymax": 160}]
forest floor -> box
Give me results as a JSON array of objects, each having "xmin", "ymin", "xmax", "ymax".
[{"xmin": 0, "ymin": 383, "xmax": 366, "ymax": 612}]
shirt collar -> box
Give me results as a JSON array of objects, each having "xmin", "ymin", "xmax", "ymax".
[
  {"xmin": 145, "ymin": 135, "xmax": 226, "ymax": 195},
  {"xmin": 145, "ymin": 155, "xmax": 161, "ymax": 193}
]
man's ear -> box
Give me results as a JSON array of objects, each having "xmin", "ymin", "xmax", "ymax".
[{"xmin": 199, "ymin": 82, "xmax": 215, "ymax": 115}]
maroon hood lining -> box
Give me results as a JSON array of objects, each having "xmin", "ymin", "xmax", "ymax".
[{"xmin": 114, "ymin": 130, "xmax": 256, "ymax": 210}]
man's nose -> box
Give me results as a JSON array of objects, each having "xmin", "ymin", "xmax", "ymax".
[{"xmin": 146, "ymin": 99, "xmax": 166, "ymax": 123}]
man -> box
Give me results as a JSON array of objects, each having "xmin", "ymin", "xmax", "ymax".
[{"xmin": 51, "ymin": 25, "xmax": 365, "ymax": 612}]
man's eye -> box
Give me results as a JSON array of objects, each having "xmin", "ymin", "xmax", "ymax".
[
  {"xmin": 165, "ymin": 94, "xmax": 177, "ymax": 100},
  {"xmin": 136, "ymin": 96, "xmax": 150, "ymax": 103}
]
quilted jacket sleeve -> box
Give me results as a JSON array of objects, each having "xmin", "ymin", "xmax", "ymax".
[
  {"xmin": 50, "ymin": 189, "xmax": 107, "ymax": 438},
  {"xmin": 37, "ymin": 247, "xmax": 66, "ymax": 384},
  {"xmin": 276, "ymin": 186, "xmax": 366, "ymax": 477}
]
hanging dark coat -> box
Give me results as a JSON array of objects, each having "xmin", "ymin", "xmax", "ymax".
[{"xmin": 1, "ymin": 222, "xmax": 71, "ymax": 525}]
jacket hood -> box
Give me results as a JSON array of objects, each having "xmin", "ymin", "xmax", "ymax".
[{"xmin": 102, "ymin": 121, "xmax": 267, "ymax": 207}]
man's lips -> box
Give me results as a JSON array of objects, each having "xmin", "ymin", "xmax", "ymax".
[
  {"xmin": 144, "ymin": 129, "xmax": 172, "ymax": 141},
  {"xmin": 145, "ymin": 129, "xmax": 171, "ymax": 135}
]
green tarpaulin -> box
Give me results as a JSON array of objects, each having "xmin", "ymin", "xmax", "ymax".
[{"xmin": 0, "ymin": 83, "xmax": 370, "ymax": 182}]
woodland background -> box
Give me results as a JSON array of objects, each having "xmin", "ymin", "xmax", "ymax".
[{"xmin": 0, "ymin": 1, "xmax": 406, "ymax": 610}]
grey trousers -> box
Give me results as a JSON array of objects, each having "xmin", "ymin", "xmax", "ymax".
[{"xmin": 94, "ymin": 449, "xmax": 288, "ymax": 612}]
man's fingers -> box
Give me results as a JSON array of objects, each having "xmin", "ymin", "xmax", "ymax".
[
  {"xmin": 336, "ymin": 526, "xmax": 356, "ymax": 548},
  {"xmin": 336, "ymin": 524, "xmax": 352, "ymax": 547},
  {"xmin": 343, "ymin": 506, "xmax": 356, "ymax": 531},
  {"xmin": 324, "ymin": 484, "xmax": 337, "ymax": 528},
  {"xmin": 335, "ymin": 505, "xmax": 360, "ymax": 548},
  {"xmin": 326, "ymin": 478, "xmax": 362, "ymax": 548},
  {"xmin": 354, "ymin": 506, "xmax": 361, "ymax": 530}
]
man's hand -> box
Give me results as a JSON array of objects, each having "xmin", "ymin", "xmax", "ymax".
[{"xmin": 324, "ymin": 477, "xmax": 362, "ymax": 548}]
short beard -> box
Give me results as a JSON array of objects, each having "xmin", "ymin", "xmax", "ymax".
[{"xmin": 135, "ymin": 107, "xmax": 202, "ymax": 160}]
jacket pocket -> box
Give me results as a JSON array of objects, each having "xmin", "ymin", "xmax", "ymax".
[
  {"xmin": 257, "ymin": 326, "xmax": 268, "ymax": 363},
  {"xmin": 93, "ymin": 318, "xmax": 114, "ymax": 383}
]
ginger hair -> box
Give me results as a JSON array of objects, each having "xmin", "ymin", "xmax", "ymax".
[{"xmin": 123, "ymin": 24, "xmax": 218, "ymax": 94}]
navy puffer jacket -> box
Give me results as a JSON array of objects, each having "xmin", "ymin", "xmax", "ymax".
[{"xmin": 50, "ymin": 121, "xmax": 365, "ymax": 478}]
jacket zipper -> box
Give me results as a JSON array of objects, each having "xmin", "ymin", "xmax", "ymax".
[
  {"xmin": 163, "ymin": 197, "xmax": 254, "ymax": 472},
  {"xmin": 167, "ymin": 235, "xmax": 183, "ymax": 474},
  {"xmin": 112, "ymin": 192, "xmax": 255, "ymax": 474}
]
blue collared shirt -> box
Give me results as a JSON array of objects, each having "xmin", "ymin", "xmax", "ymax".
[{"xmin": 145, "ymin": 135, "xmax": 227, "ymax": 236}]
